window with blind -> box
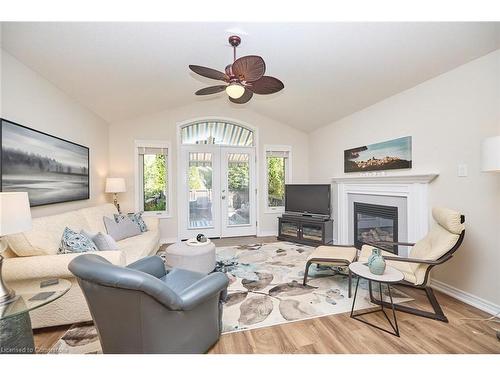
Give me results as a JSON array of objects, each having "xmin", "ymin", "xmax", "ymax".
[
  {"xmin": 265, "ymin": 147, "xmax": 291, "ymax": 211},
  {"xmin": 137, "ymin": 144, "xmax": 170, "ymax": 214}
]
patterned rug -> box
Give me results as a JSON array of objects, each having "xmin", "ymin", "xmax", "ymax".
[{"xmin": 50, "ymin": 241, "xmax": 412, "ymax": 354}]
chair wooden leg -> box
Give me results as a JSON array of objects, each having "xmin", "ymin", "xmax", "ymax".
[
  {"xmin": 370, "ymin": 284, "xmax": 448, "ymax": 323},
  {"xmin": 303, "ymin": 261, "xmax": 312, "ymax": 286}
]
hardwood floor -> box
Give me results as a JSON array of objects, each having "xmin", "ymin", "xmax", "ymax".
[{"xmin": 33, "ymin": 236, "xmax": 500, "ymax": 354}]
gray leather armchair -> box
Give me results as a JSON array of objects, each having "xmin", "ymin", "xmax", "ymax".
[{"xmin": 68, "ymin": 254, "xmax": 229, "ymax": 354}]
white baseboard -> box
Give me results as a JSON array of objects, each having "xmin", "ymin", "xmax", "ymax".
[
  {"xmin": 160, "ymin": 237, "xmax": 177, "ymax": 244},
  {"xmin": 431, "ymin": 279, "xmax": 500, "ymax": 316},
  {"xmin": 257, "ymin": 230, "xmax": 277, "ymax": 237}
]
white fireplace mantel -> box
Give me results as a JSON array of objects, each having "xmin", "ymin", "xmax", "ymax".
[
  {"xmin": 332, "ymin": 173, "xmax": 438, "ymax": 184},
  {"xmin": 332, "ymin": 173, "xmax": 439, "ymax": 248}
]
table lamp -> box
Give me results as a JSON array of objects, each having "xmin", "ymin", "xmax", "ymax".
[
  {"xmin": 0, "ymin": 192, "xmax": 32, "ymax": 305},
  {"xmin": 105, "ymin": 177, "xmax": 126, "ymax": 213},
  {"xmin": 481, "ymin": 136, "xmax": 500, "ymax": 172}
]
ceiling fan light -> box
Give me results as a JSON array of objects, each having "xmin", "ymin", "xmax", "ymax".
[{"xmin": 226, "ymin": 82, "xmax": 245, "ymax": 99}]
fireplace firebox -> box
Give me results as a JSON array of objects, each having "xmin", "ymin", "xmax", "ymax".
[{"xmin": 353, "ymin": 202, "xmax": 398, "ymax": 254}]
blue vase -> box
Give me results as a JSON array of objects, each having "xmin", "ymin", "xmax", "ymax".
[{"xmin": 368, "ymin": 248, "xmax": 386, "ymax": 275}]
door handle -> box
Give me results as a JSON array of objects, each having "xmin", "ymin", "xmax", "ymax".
[{"xmin": 221, "ymin": 195, "xmax": 226, "ymax": 199}]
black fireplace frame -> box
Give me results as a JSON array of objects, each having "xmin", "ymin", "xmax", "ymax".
[{"xmin": 353, "ymin": 202, "xmax": 399, "ymax": 253}]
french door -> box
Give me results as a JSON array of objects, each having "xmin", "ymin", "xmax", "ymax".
[{"xmin": 179, "ymin": 145, "xmax": 256, "ymax": 240}]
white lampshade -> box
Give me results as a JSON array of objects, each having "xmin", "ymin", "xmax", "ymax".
[
  {"xmin": 105, "ymin": 178, "xmax": 126, "ymax": 193},
  {"xmin": 0, "ymin": 192, "xmax": 32, "ymax": 236},
  {"xmin": 481, "ymin": 136, "xmax": 500, "ymax": 172}
]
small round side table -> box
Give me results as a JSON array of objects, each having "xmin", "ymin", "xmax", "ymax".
[
  {"xmin": 0, "ymin": 278, "xmax": 71, "ymax": 354},
  {"xmin": 348, "ymin": 262, "xmax": 404, "ymax": 337}
]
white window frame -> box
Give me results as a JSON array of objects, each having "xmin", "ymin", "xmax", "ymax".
[
  {"xmin": 264, "ymin": 145, "xmax": 292, "ymax": 214},
  {"xmin": 134, "ymin": 140, "xmax": 172, "ymax": 218}
]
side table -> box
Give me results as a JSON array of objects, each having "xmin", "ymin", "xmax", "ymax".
[
  {"xmin": 348, "ymin": 262, "xmax": 404, "ymax": 337},
  {"xmin": 0, "ymin": 278, "xmax": 71, "ymax": 354}
]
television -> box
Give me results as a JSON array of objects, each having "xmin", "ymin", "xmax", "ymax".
[{"xmin": 285, "ymin": 184, "xmax": 331, "ymax": 217}]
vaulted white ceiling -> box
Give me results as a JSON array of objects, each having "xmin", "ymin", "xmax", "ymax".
[{"xmin": 2, "ymin": 22, "xmax": 499, "ymax": 131}]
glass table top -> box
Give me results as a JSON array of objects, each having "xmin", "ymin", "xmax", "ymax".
[{"xmin": 0, "ymin": 278, "xmax": 71, "ymax": 321}]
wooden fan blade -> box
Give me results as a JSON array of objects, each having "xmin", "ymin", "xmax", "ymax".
[
  {"xmin": 229, "ymin": 89, "xmax": 253, "ymax": 104},
  {"xmin": 195, "ymin": 85, "xmax": 227, "ymax": 95},
  {"xmin": 248, "ymin": 76, "xmax": 284, "ymax": 95},
  {"xmin": 189, "ymin": 65, "xmax": 228, "ymax": 81},
  {"xmin": 231, "ymin": 55, "xmax": 266, "ymax": 82}
]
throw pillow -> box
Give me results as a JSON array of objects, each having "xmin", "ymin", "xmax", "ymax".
[
  {"xmin": 114, "ymin": 212, "xmax": 148, "ymax": 232},
  {"xmin": 103, "ymin": 216, "xmax": 142, "ymax": 241},
  {"xmin": 58, "ymin": 227, "xmax": 98, "ymax": 254},
  {"xmin": 81, "ymin": 230, "xmax": 119, "ymax": 251}
]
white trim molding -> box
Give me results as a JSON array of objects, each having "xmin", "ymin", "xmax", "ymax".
[
  {"xmin": 263, "ymin": 144, "xmax": 292, "ymax": 214},
  {"xmin": 333, "ymin": 173, "xmax": 439, "ymax": 245},
  {"xmin": 431, "ymin": 279, "xmax": 500, "ymax": 315},
  {"xmin": 134, "ymin": 139, "xmax": 173, "ymax": 218}
]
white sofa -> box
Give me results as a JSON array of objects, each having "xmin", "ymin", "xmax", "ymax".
[{"xmin": 2, "ymin": 203, "xmax": 161, "ymax": 329}]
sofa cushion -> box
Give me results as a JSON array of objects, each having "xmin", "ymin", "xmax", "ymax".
[
  {"xmin": 104, "ymin": 216, "xmax": 141, "ymax": 241},
  {"xmin": 78, "ymin": 204, "xmax": 118, "ymax": 233},
  {"xmin": 7, "ymin": 211, "xmax": 92, "ymax": 257},
  {"xmin": 58, "ymin": 228, "xmax": 98, "ymax": 254},
  {"xmin": 118, "ymin": 229, "xmax": 161, "ymax": 264}
]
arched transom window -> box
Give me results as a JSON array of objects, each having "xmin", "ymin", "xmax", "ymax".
[{"xmin": 181, "ymin": 121, "xmax": 254, "ymax": 146}]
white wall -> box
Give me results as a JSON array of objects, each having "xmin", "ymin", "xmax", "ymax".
[
  {"xmin": 309, "ymin": 50, "xmax": 500, "ymax": 305},
  {"xmin": 1, "ymin": 50, "xmax": 110, "ymax": 217},
  {"xmin": 108, "ymin": 101, "xmax": 309, "ymax": 241}
]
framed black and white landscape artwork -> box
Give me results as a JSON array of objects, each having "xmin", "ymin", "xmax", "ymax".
[
  {"xmin": 0, "ymin": 119, "xmax": 90, "ymax": 206},
  {"xmin": 344, "ymin": 136, "xmax": 412, "ymax": 173}
]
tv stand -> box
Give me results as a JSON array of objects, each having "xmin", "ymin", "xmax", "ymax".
[{"xmin": 278, "ymin": 215, "xmax": 333, "ymax": 246}]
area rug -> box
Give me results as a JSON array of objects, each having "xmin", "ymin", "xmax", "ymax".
[{"xmin": 50, "ymin": 241, "xmax": 412, "ymax": 354}]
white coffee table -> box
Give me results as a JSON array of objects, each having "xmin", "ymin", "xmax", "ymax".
[
  {"xmin": 348, "ymin": 261, "xmax": 404, "ymax": 337},
  {"xmin": 165, "ymin": 241, "xmax": 216, "ymax": 274}
]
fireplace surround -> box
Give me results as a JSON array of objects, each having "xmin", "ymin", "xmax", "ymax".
[{"xmin": 332, "ymin": 173, "xmax": 438, "ymax": 257}]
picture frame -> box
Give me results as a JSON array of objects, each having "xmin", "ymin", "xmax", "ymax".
[
  {"xmin": 0, "ymin": 118, "xmax": 90, "ymax": 207},
  {"xmin": 344, "ymin": 136, "xmax": 412, "ymax": 173}
]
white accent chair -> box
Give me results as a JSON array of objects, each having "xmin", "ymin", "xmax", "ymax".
[{"xmin": 358, "ymin": 207, "xmax": 465, "ymax": 322}]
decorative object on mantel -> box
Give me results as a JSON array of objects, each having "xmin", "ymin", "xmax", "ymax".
[
  {"xmin": 105, "ymin": 178, "xmax": 126, "ymax": 213},
  {"xmin": 367, "ymin": 248, "xmax": 386, "ymax": 275},
  {"xmin": 1, "ymin": 118, "xmax": 90, "ymax": 206},
  {"xmin": 0, "ymin": 192, "xmax": 32, "ymax": 304},
  {"xmin": 344, "ymin": 136, "xmax": 412, "ymax": 173},
  {"xmin": 481, "ymin": 136, "xmax": 500, "ymax": 172}
]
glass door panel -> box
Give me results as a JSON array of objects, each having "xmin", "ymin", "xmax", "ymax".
[
  {"xmin": 281, "ymin": 221, "xmax": 299, "ymax": 238},
  {"xmin": 302, "ymin": 223, "xmax": 323, "ymax": 242},
  {"xmin": 227, "ymin": 153, "xmax": 250, "ymax": 226},
  {"xmin": 188, "ymin": 152, "xmax": 214, "ymax": 229},
  {"xmin": 221, "ymin": 147, "xmax": 256, "ymax": 237}
]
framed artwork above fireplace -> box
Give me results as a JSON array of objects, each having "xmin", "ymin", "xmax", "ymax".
[{"xmin": 344, "ymin": 136, "xmax": 412, "ymax": 173}]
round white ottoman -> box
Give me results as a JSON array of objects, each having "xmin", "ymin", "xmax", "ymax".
[{"xmin": 164, "ymin": 241, "xmax": 216, "ymax": 274}]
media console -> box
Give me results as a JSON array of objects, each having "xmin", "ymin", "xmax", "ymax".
[{"xmin": 277, "ymin": 214, "xmax": 333, "ymax": 246}]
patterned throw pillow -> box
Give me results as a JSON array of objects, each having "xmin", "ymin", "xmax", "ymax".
[
  {"xmin": 58, "ymin": 227, "xmax": 98, "ymax": 254},
  {"xmin": 114, "ymin": 212, "xmax": 148, "ymax": 232}
]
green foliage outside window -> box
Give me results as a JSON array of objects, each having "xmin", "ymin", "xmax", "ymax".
[
  {"xmin": 143, "ymin": 154, "xmax": 167, "ymax": 211},
  {"xmin": 228, "ymin": 162, "xmax": 249, "ymax": 191},
  {"xmin": 189, "ymin": 165, "xmax": 213, "ymax": 190},
  {"xmin": 267, "ymin": 156, "xmax": 285, "ymax": 207}
]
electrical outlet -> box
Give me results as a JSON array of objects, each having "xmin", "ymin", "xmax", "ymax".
[{"xmin": 457, "ymin": 164, "xmax": 468, "ymax": 177}]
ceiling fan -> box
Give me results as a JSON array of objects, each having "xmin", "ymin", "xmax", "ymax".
[{"xmin": 189, "ymin": 35, "xmax": 284, "ymax": 104}]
